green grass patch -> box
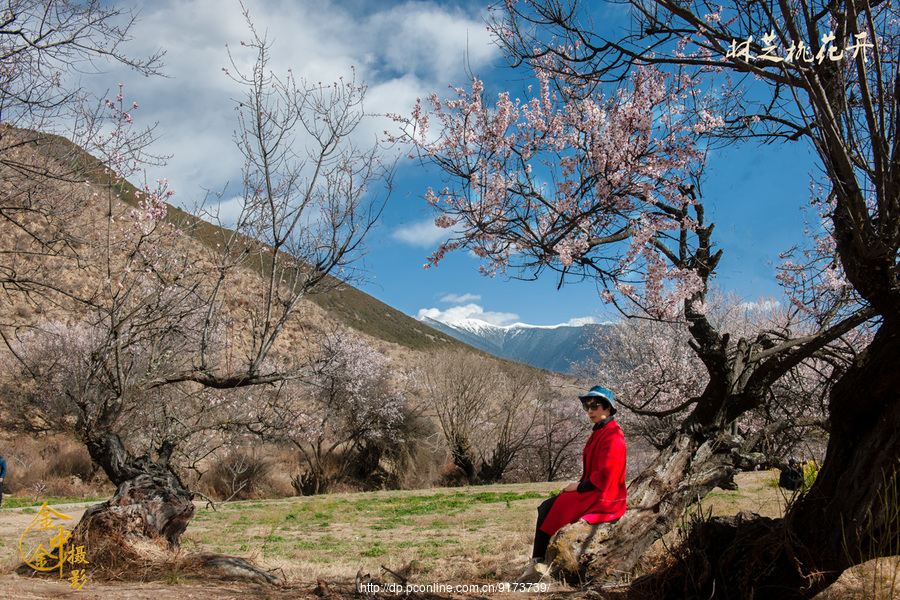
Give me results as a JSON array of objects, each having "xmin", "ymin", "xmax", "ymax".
[
  {"xmin": 362, "ymin": 542, "xmax": 387, "ymax": 557},
  {"xmin": 157, "ymin": 481, "xmax": 611, "ymax": 584},
  {"xmin": 348, "ymin": 490, "xmax": 542, "ymax": 519},
  {"xmin": 1, "ymin": 496, "xmax": 103, "ymax": 510}
]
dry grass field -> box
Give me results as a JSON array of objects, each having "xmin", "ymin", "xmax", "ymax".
[{"xmin": 1, "ymin": 472, "xmax": 897, "ymax": 599}]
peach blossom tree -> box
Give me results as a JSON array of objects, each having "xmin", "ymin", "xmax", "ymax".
[{"xmin": 397, "ymin": 39, "xmax": 874, "ymax": 584}]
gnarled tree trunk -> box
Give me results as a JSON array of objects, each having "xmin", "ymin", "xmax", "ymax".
[
  {"xmin": 546, "ymin": 427, "xmax": 736, "ymax": 582},
  {"xmin": 628, "ymin": 320, "xmax": 900, "ymax": 599},
  {"xmin": 74, "ymin": 433, "xmax": 194, "ymax": 551},
  {"xmin": 71, "ymin": 432, "xmax": 282, "ymax": 585}
]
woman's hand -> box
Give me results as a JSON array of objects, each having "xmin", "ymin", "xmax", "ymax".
[{"xmin": 562, "ymin": 482, "xmax": 578, "ymax": 493}]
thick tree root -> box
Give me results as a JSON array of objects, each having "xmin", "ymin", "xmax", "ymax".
[
  {"xmin": 48, "ymin": 472, "xmax": 284, "ymax": 586},
  {"xmin": 15, "ymin": 550, "xmax": 284, "ymax": 586},
  {"xmin": 627, "ymin": 510, "xmax": 822, "ymax": 600},
  {"xmin": 545, "ymin": 520, "xmax": 617, "ymax": 585}
]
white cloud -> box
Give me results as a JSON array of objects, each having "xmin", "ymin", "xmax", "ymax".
[
  {"xmin": 192, "ymin": 195, "xmax": 246, "ymax": 230},
  {"xmin": 93, "ymin": 0, "xmax": 499, "ymax": 209},
  {"xmin": 440, "ymin": 293, "xmax": 481, "ymax": 303},
  {"xmin": 391, "ymin": 219, "xmax": 449, "ymax": 247},
  {"xmin": 564, "ymin": 316, "xmax": 597, "ymax": 326},
  {"xmin": 364, "ymin": 2, "xmax": 497, "ymax": 80},
  {"xmin": 417, "ymin": 303, "xmax": 518, "ymax": 326}
]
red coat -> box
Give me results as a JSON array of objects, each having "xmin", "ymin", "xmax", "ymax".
[{"xmin": 539, "ymin": 419, "xmax": 627, "ymax": 535}]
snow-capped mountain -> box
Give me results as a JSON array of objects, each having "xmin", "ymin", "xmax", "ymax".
[{"xmin": 418, "ymin": 316, "xmax": 606, "ymax": 374}]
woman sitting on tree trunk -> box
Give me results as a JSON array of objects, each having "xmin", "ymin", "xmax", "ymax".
[{"xmin": 519, "ymin": 385, "xmax": 627, "ymax": 582}]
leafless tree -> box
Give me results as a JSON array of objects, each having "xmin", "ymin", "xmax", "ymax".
[
  {"xmin": 182, "ymin": 13, "xmax": 391, "ymax": 390},
  {"xmin": 477, "ymin": 362, "xmax": 542, "ymax": 483},
  {"xmin": 420, "ymin": 350, "xmax": 496, "ymax": 483},
  {"xmin": 1, "ymin": 7, "xmax": 393, "ymax": 553},
  {"xmin": 0, "ymin": 0, "xmax": 162, "ymax": 129},
  {"xmin": 515, "ymin": 376, "xmax": 591, "ymax": 482},
  {"xmin": 420, "ymin": 350, "xmax": 546, "ymax": 484},
  {"xmin": 1, "ymin": 0, "xmax": 163, "ymax": 309}
]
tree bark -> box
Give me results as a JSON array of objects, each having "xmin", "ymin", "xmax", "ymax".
[
  {"xmin": 74, "ymin": 473, "xmax": 195, "ymax": 550},
  {"xmin": 76, "ymin": 432, "xmax": 194, "ymax": 551},
  {"xmin": 776, "ymin": 319, "xmax": 900, "ymax": 594},
  {"xmin": 628, "ymin": 320, "xmax": 900, "ymax": 599},
  {"xmin": 544, "ymin": 389, "xmax": 833, "ymax": 583}
]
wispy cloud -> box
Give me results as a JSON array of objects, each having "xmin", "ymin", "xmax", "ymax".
[
  {"xmin": 363, "ymin": 2, "xmax": 497, "ymax": 81},
  {"xmin": 440, "ymin": 293, "xmax": 481, "ymax": 303},
  {"xmin": 417, "ymin": 303, "xmax": 519, "ymax": 326},
  {"xmin": 95, "ymin": 0, "xmax": 499, "ymax": 208},
  {"xmin": 391, "ymin": 219, "xmax": 449, "ymax": 248}
]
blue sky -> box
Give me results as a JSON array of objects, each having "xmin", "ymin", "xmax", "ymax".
[{"xmin": 87, "ymin": 0, "xmax": 817, "ymax": 327}]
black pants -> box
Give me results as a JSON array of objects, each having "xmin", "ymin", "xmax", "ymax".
[
  {"xmin": 532, "ymin": 495, "xmax": 558, "ymax": 559},
  {"xmin": 0, "ymin": 481, "xmax": 4, "ymax": 506}
]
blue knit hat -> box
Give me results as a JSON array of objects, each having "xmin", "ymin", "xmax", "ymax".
[{"xmin": 579, "ymin": 385, "xmax": 616, "ymax": 415}]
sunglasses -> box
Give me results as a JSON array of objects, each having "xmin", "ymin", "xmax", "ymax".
[{"xmin": 582, "ymin": 401, "xmax": 605, "ymax": 412}]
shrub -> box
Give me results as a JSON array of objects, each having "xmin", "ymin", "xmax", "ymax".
[
  {"xmin": 202, "ymin": 450, "xmax": 275, "ymax": 501},
  {"xmin": 1, "ymin": 435, "xmax": 105, "ymax": 497},
  {"xmin": 47, "ymin": 447, "xmax": 94, "ymax": 480}
]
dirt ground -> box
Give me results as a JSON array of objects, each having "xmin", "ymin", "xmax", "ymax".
[
  {"xmin": 0, "ymin": 575, "xmax": 311, "ymax": 600},
  {"xmin": 0, "ymin": 571, "xmax": 582, "ymax": 600},
  {"xmin": 0, "ymin": 499, "xmax": 579, "ymax": 600},
  {"xmin": 0, "ymin": 474, "xmax": 890, "ymax": 600}
]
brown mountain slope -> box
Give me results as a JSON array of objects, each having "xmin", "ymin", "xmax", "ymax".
[{"xmin": 0, "ymin": 125, "xmax": 467, "ymax": 358}]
